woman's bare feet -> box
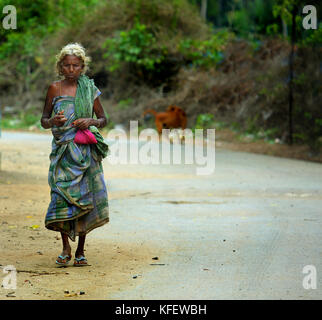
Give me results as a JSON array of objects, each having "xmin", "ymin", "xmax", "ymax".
[
  {"xmin": 74, "ymin": 235, "xmax": 88, "ymax": 266},
  {"xmin": 56, "ymin": 233, "xmax": 72, "ymax": 265},
  {"xmin": 74, "ymin": 252, "xmax": 88, "ymax": 266},
  {"xmin": 56, "ymin": 247, "xmax": 72, "ymax": 264}
]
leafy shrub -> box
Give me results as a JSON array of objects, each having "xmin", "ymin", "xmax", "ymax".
[
  {"xmin": 194, "ymin": 113, "xmax": 215, "ymax": 129},
  {"xmin": 117, "ymin": 98, "xmax": 134, "ymax": 110},
  {"xmin": 0, "ymin": 112, "xmax": 40, "ymax": 129},
  {"xmin": 102, "ymin": 21, "xmax": 165, "ymax": 72},
  {"xmin": 178, "ymin": 30, "xmax": 234, "ymax": 68}
]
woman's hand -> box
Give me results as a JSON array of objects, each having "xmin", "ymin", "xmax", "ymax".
[
  {"xmin": 72, "ymin": 118, "xmax": 94, "ymax": 130},
  {"xmin": 51, "ymin": 110, "xmax": 67, "ymax": 127}
]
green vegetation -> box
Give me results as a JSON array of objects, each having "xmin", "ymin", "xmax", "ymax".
[
  {"xmin": 194, "ymin": 113, "xmax": 215, "ymax": 129},
  {"xmin": 0, "ymin": 0, "xmax": 321, "ymax": 154},
  {"xmin": 117, "ymin": 99, "xmax": 134, "ymax": 110},
  {"xmin": 102, "ymin": 20, "xmax": 233, "ymax": 79},
  {"xmin": 1, "ymin": 112, "xmax": 42, "ymax": 130},
  {"xmin": 178, "ymin": 30, "xmax": 234, "ymax": 68},
  {"xmin": 103, "ymin": 21, "xmax": 165, "ymax": 72},
  {"xmin": 0, "ymin": 0, "xmax": 101, "ymax": 85}
]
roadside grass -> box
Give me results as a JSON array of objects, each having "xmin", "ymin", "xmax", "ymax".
[
  {"xmin": 0, "ymin": 113, "xmax": 44, "ymax": 131},
  {"xmin": 0, "ymin": 112, "xmax": 115, "ymax": 133},
  {"xmin": 193, "ymin": 114, "xmax": 281, "ymax": 144},
  {"xmin": 0, "ymin": 111, "xmax": 282, "ymax": 146}
]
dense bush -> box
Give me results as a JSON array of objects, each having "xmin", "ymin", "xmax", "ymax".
[
  {"xmin": 103, "ymin": 21, "xmax": 166, "ymax": 72},
  {"xmin": 178, "ymin": 30, "xmax": 234, "ymax": 68}
]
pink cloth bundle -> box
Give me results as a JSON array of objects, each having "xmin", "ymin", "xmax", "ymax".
[{"xmin": 74, "ymin": 129, "xmax": 97, "ymax": 144}]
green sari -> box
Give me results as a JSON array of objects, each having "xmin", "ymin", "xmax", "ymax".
[{"xmin": 45, "ymin": 75, "xmax": 109, "ymax": 241}]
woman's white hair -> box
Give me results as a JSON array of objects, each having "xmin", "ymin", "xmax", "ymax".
[{"xmin": 55, "ymin": 43, "xmax": 91, "ymax": 76}]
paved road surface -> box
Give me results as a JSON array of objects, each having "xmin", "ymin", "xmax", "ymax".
[{"xmin": 2, "ymin": 131, "xmax": 322, "ymax": 299}]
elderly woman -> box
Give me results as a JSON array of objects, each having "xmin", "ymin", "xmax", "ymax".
[{"xmin": 41, "ymin": 43, "xmax": 109, "ymax": 267}]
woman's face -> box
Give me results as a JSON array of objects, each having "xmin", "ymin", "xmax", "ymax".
[{"xmin": 61, "ymin": 55, "xmax": 84, "ymax": 80}]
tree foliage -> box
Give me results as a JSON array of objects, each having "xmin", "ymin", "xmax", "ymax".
[
  {"xmin": 103, "ymin": 21, "xmax": 166, "ymax": 72},
  {"xmin": 177, "ymin": 30, "xmax": 234, "ymax": 68}
]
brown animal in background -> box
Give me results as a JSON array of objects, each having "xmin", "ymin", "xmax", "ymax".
[{"xmin": 143, "ymin": 105, "xmax": 187, "ymax": 135}]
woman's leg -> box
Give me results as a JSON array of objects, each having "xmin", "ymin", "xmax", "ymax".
[
  {"xmin": 74, "ymin": 235, "xmax": 88, "ymax": 265},
  {"xmin": 75, "ymin": 235, "xmax": 86, "ymax": 256},
  {"xmin": 56, "ymin": 232, "xmax": 72, "ymax": 263}
]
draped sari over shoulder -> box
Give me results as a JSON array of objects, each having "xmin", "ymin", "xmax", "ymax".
[{"xmin": 45, "ymin": 75, "xmax": 109, "ymax": 241}]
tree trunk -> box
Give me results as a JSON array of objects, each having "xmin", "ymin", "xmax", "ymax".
[
  {"xmin": 288, "ymin": 6, "xmax": 297, "ymax": 145},
  {"xmin": 218, "ymin": 0, "xmax": 223, "ymax": 27},
  {"xmin": 282, "ymin": 19, "xmax": 288, "ymax": 37},
  {"xmin": 201, "ymin": 0, "xmax": 207, "ymax": 20}
]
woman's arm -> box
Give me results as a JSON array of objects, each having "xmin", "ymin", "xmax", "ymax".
[
  {"xmin": 92, "ymin": 97, "xmax": 107, "ymax": 128},
  {"xmin": 41, "ymin": 83, "xmax": 67, "ymax": 128},
  {"xmin": 41, "ymin": 84, "xmax": 55, "ymax": 129},
  {"xmin": 72, "ymin": 97, "xmax": 107, "ymax": 130}
]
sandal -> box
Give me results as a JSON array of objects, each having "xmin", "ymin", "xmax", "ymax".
[
  {"xmin": 73, "ymin": 256, "xmax": 89, "ymax": 267},
  {"xmin": 55, "ymin": 254, "xmax": 72, "ymax": 267}
]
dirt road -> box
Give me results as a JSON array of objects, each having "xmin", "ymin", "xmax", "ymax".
[
  {"xmin": 0, "ymin": 130, "xmax": 321, "ymax": 300},
  {"xmin": 0, "ymin": 131, "xmax": 164, "ymax": 300}
]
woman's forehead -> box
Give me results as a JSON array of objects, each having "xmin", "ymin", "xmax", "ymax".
[{"xmin": 62, "ymin": 55, "xmax": 82, "ymax": 63}]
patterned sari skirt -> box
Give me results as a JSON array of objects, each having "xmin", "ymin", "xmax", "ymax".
[{"xmin": 45, "ymin": 95, "xmax": 109, "ymax": 241}]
